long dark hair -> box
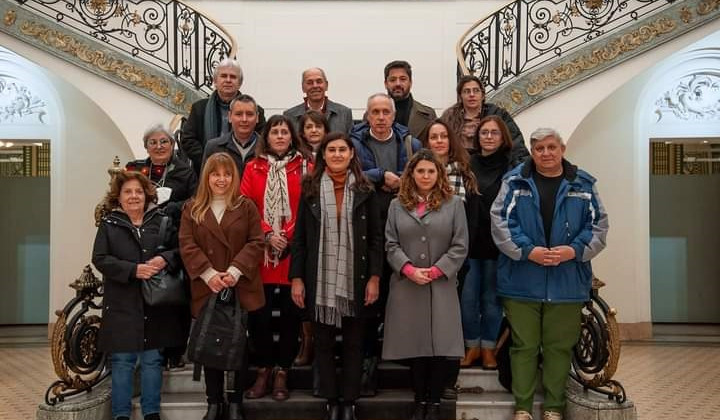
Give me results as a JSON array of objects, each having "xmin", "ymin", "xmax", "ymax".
[
  {"xmin": 256, "ymin": 114, "xmax": 312, "ymax": 160},
  {"xmin": 419, "ymin": 119, "xmax": 478, "ymax": 194},
  {"xmin": 302, "ymin": 132, "xmax": 373, "ymax": 198}
]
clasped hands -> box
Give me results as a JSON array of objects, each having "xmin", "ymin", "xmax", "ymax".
[
  {"xmin": 135, "ymin": 256, "xmax": 167, "ymax": 280},
  {"xmin": 528, "ymin": 245, "xmax": 575, "ymax": 266},
  {"xmin": 404, "ymin": 265, "xmax": 442, "ymax": 285},
  {"xmin": 207, "ymin": 272, "xmax": 239, "ymax": 293}
]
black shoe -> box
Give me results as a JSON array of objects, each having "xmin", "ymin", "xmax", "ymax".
[
  {"xmin": 202, "ymin": 403, "xmax": 224, "ymax": 420},
  {"xmin": 411, "ymin": 402, "xmax": 426, "ymax": 420},
  {"xmin": 167, "ymin": 355, "xmax": 186, "ymax": 371},
  {"xmin": 115, "ymin": 417, "xmax": 130, "ymax": 420},
  {"xmin": 341, "ymin": 403, "xmax": 357, "ymax": 420},
  {"xmin": 144, "ymin": 414, "xmax": 161, "ymax": 420},
  {"xmin": 425, "ymin": 403, "xmax": 440, "ymax": 420},
  {"xmin": 227, "ymin": 402, "xmax": 245, "ymax": 420},
  {"xmin": 325, "ymin": 402, "xmax": 340, "ymax": 420},
  {"xmin": 441, "ymin": 386, "xmax": 457, "ymax": 400}
]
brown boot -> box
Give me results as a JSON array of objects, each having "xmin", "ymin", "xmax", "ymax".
[
  {"xmin": 294, "ymin": 321, "xmax": 314, "ymax": 366},
  {"xmin": 460, "ymin": 347, "xmax": 482, "ymax": 367},
  {"xmin": 481, "ymin": 347, "xmax": 497, "ymax": 370},
  {"xmin": 272, "ymin": 368, "xmax": 289, "ymax": 401},
  {"xmin": 244, "ymin": 367, "xmax": 271, "ymax": 399}
]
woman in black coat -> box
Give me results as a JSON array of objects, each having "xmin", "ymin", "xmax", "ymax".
[
  {"xmin": 92, "ymin": 171, "xmax": 185, "ymax": 420},
  {"xmin": 290, "ymin": 132, "xmax": 384, "ymax": 420}
]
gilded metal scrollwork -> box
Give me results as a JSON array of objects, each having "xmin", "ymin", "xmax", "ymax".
[
  {"xmin": 570, "ymin": 277, "xmax": 626, "ymax": 403},
  {"xmin": 45, "ymin": 265, "xmax": 109, "ymax": 405}
]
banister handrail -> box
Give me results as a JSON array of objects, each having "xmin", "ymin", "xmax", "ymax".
[
  {"xmin": 457, "ymin": 0, "xmax": 678, "ymax": 96},
  {"xmin": 14, "ymin": 0, "xmax": 236, "ymax": 95}
]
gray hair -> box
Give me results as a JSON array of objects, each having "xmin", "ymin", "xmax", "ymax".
[
  {"xmin": 529, "ymin": 127, "xmax": 564, "ymax": 145},
  {"xmin": 366, "ymin": 92, "xmax": 396, "ymax": 113},
  {"xmin": 213, "ymin": 58, "xmax": 244, "ymax": 85},
  {"xmin": 301, "ymin": 67, "xmax": 327, "ymax": 84},
  {"xmin": 142, "ymin": 124, "xmax": 174, "ymax": 148}
]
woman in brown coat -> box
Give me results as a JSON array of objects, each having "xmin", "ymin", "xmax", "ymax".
[{"xmin": 179, "ymin": 152, "xmax": 265, "ymax": 420}]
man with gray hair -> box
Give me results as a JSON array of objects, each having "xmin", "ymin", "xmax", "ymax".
[
  {"xmin": 283, "ymin": 67, "xmax": 353, "ymax": 134},
  {"xmin": 490, "ymin": 128, "xmax": 609, "ymax": 420},
  {"xmin": 181, "ymin": 58, "xmax": 266, "ymax": 175}
]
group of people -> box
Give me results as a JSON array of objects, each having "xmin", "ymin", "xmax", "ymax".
[{"xmin": 91, "ymin": 58, "xmax": 609, "ymax": 420}]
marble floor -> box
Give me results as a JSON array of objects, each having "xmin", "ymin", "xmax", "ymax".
[{"xmin": 0, "ymin": 326, "xmax": 719, "ymax": 420}]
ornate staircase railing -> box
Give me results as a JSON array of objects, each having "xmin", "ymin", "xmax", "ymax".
[
  {"xmin": 2, "ymin": 0, "xmax": 236, "ymax": 112},
  {"xmin": 457, "ymin": 0, "xmax": 720, "ymax": 113}
]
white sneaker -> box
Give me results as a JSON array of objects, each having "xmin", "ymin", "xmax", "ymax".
[
  {"xmin": 542, "ymin": 411, "xmax": 562, "ymax": 420},
  {"xmin": 513, "ymin": 411, "xmax": 533, "ymax": 420}
]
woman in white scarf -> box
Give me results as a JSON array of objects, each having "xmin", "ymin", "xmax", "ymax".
[
  {"xmin": 290, "ymin": 132, "xmax": 384, "ymax": 420},
  {"xmin": 240, "ymin": 115, "xmax": 313, "ymax": 402}
]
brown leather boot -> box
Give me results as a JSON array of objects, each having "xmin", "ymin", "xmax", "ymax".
[
  {"xmin": 481, "ymin": 347, "xmax": 498, "ymax": 370},
  {"xmin": 460, "ymin": 347, "xmax": 482, "ymax": 367},
  {"xmin": 244, "ymin": 367, "xmax": 271, "ymax": 399},
  {"xmin": 272, "ymin": 368, "xmax": 289, "ymax": 401},
  {"xmin": 293, "ymin": 321, "xmax": 314, "ymax": 366}
]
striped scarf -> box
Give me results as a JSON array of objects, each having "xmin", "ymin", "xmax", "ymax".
[{"xmin": 315, "ymin": 171, "xmax": 355, "ymax": 327}]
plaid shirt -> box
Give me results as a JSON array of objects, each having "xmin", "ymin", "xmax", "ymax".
[{"xmin": 446, "ymin": 162, "xmax": 466, "ymax": 201}]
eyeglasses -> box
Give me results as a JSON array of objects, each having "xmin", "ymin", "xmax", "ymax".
[
  {"xmin": 461, "ymin": 87, "xmax": 483, "ymax": 95},
  {"xmin": 147, "ymin": 138, "xmax": 172, "ymax": 148},
  {"xmin": 479, "ymin": 130, "xmax": 501, "ymax": 138}
]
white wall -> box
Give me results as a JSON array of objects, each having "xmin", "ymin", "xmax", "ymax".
[{"xmin": 0, "ymin": 33, "xmax": 173, "ymax": 159}]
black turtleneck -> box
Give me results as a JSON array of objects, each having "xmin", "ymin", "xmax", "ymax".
[{"xmin": 394, "ymin": 94, "xmax": 412, "ymax": 127}]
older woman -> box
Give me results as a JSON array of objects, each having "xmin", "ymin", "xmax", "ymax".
[
  {"xmin": 461, "ymin": 116, "xmax": 517, "ymax": 369},
  {"xmin": 383, "ymin": 150, "xmax": 468, "ymax": 420},
  {"xmin": 440, "ymin": 75, "xmax": 528, "ymax": 164},
  {"xmin": 125, "ymin": 124, "xmax": 197, "ymax": 370},
  {"xmin": 299, "ymin": 110, "xmax": 331, "ymax": 157},
  {"xmin": 92, "ymin": 171, "xmax": 185, "ymax": 420},
  {"xmin": 240, "ymin": 114, "xmax": 313, "ymax": 401},
  {"xmin": 290, "ymin": 132, "xmax": 383, "ymax": 420},
  {"xmin": 179, "ymin": 152, "xmax": 265, "ymax": 420}
]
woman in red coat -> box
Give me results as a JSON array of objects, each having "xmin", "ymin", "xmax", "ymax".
[{"xmin": 240, "ymin": 114, "xmax": 313, "ymax": 401}]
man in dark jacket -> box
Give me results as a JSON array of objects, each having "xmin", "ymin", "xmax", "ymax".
[
  {"xmin": 284, "ymin": 67, "xmax": 353, "ymax": 135},
  {"xmin": 202, "ymin": 94, "xmax": 259, "ymax": 181},
  {"xmin": 384, "ymin": 60, "xmax": 437, "ymax": 138},
  {"xmin": 181, "ymin": 59, "xmax": 266, "ymax": 175}
]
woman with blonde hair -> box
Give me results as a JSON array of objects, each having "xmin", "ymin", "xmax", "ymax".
[
  {"xmin": 382, "ymin": 150, "xmax": 468, "ymax": 420},
  {"xmin": 179, "ymin": 152, "xmax": 265, "ymax": 420}
]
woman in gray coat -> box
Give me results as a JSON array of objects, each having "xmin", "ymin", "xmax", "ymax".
[{"xmin": 382, "ymin": 149, "xmax": 468, "ymax": 420}]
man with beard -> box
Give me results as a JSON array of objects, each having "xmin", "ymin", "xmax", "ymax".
[{"xmin": 384, "ymin": 60, "xmax": 437, "ymax": 138}]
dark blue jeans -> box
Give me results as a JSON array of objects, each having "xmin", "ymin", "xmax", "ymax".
[
  {"xmin": 460, "ymin": 258, "xmax": 503, "ymax": 348},
  {"xmin": 110, "ymin": 349, "xmax": 164, "ymax": 418}
]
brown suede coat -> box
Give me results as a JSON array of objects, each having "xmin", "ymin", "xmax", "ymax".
[{"xmin": 179, "ymin": 196, "xmax": 265, "ymax": 317}]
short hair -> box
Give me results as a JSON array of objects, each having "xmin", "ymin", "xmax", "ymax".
[
  {"xmin": 301, "ymin": 67, "xmax": 327, "ymax": 84},
  {"xmin": 475, "ymin": 115, "xmax": 513, "ymax": 152},
  {"xmin": 384, "ymin": 60, "xmax": 412, "ymax": 81},
  {"xmin": 455, "ymin": 75, "xmax": 485, "ymax": 99},
  {"xmin": 529, "ymin": 127, "xmax": 564, "ymax": 146},
  {"xmin": 213, "ymin": 58, "xmax": 244, "ymax": 85},
  {"xmin": 229, "ymin": 94, "xmax": 257, "ymax": 113},
  {"xmin": 366, "ymin": 92, "xmax": 396, "ymax": 113},
  {"xmin": 104, "ymin": 171, "xmax": 157, "ymax": 210},
  {"xmin": 256, "ymin": 114, "xmax": 312, "ymax": 159},
  {"xmin": 142, "ymin": 124, "xmax": 174, "ymax": 148}
]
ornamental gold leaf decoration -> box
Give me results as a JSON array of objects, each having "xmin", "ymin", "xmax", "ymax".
[
  {"xmin": 16, "ymin": 20, "xmax": 190, "ymax": 108},
  {"xmin": 3, "ymin": 9, "xmax": 16, "ymax": 27},
  {"xmin": 526, "ymin": 17, "xmax": 676, "ymax": 97}
]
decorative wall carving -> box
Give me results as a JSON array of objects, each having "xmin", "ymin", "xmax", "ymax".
[
  {"xmin": 654, "ymin": 74, "xmax": 720, "ymax": 122},
  {"xmin": 0, "ymin": 76, "xmax": 47, "ymax": 124}
]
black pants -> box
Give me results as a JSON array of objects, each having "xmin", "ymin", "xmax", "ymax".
[
  {"xmin": 314, "ymin": 317, "xmax": 365, "ymax": 401},
  {"xmin": 248, "ymin": 284, "xmax": 300, "ymax": 369},
  {"xmin": 204, "ymin": 366, "xmax": 245, "ymax": 404},
  {"xmin": 410, "ymin": 357, "xmax": 458, "ymax": 404}
]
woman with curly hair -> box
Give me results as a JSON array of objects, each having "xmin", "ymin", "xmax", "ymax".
[{"xmin": 382, "ymin": 150, "xmax": 468, "ymax": 420}]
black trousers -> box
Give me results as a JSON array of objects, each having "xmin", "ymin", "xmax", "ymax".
[
  {"xmin": 204, "ymin": 366, "xmax": 245, "ymax": 404},
  {"xmin": 314, "ymin": 317, "xmax": 365, "ymax": 401},
  {"xmin": 410, "ymin": 357, "xmax": 458, "ymax": 404},
  {"xmin": 248, "ymin": 284, "xmax": 300, "ymax": 369}
]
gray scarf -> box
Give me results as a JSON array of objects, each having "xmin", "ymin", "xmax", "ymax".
[{"xmin": 315, "ymin": 171, "xmax": 355, "ymax": 327}]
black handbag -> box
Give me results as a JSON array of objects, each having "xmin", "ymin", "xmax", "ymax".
[
  {"xmin": 187, "ymin": 288, "xmax": 248, "ymax": 372},
  {"xmin": 141, "ymin": 215, "xmax": 187, "ymax": 307}
]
